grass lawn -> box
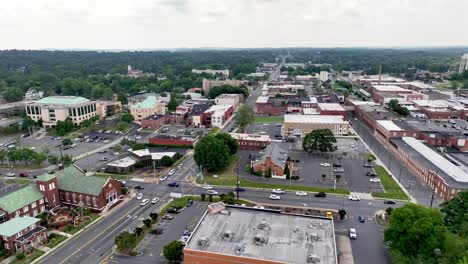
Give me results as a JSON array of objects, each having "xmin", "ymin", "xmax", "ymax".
[
  {"xmin": 253, "ymin": 116, "xmax": 284, "ymax": 123},
  {"xmin": 206, "ymin": 155, "xmax": 240, "ymax": 178},
  {"xmin": 62, "ymin": 211, "xmax": 100, "ymax": 235},
  {"xmin": 5, "ymin": 179, "xmax": 32, "ymax": 185},
  {"xmin": 46, "ymin": 234, "xmax": 67, "ymax": 248},
  {"xmin": 93, "ymin": 173, "xmax": 130, "ymax": 180},
  {"xmin": 372, "ymin": 165, "xmax": 408, "ymax": 200},
  {"xmin": 11, "ymin": 250, "xmax": 44, "ymax": 264}
]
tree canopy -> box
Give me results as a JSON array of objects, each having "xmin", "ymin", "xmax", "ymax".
[
  {"xmin": 167, "ymin": 93, "xmax": 179, "ymax": 111},
  {"xmin": 302, "ymin": 129, "xmax": 337, "ymax": 153},
  {"xmin": 214, "ymin": 132, "xmax": 238, "ymax": 155},
  {"xmin": 163, "ymin": 240, "xmax": 184, "ymax": 262},
  {"xmin": 121, "ymin": 113, "xmax": 134, "ymax": 123},
  {"xmin": 208, "ymin": 85, "xmax": 249, "ymax": 99},
  {"xmin": 440, "ymin": 191, "xmax": 468, "ymax": 236},
  {"xmin": 235, "ymin": 105, "xmax": 254, "ymax": 132},
  {"xmin": 194, "ymin": 135, "xmax": 231, "ymax": 172}
]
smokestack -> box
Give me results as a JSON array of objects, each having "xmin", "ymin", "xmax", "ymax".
[{"xmin": 378, "ymin": 65, "xmax": 382, "ymax": 85}]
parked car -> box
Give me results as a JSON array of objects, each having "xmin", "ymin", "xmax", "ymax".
[
  {"xmin": 269, "ymin": 194, "xmax": 281, "ymax": 200},
  {"xmin": 349, "ymin": 228, "xmax": 357, "ymax": 239},
  {"xmin": 187, "ymin": 199, "xmax": 193, "ymax": 207},
  {"xmin": 206, "ymin": 190, "xmax": 218, "ymax": 195},
  {"xmin": 332, "ymin": 163, "xmax": 342, "ymax": 167},
  {"xmin": 272, "ymin": 189, "xmax": 285, "ymax": 194},
  {"xmin": 333, "ymin": 168, "xmax": 344, "ymax": 173},
  {"xmin": 140, "ymin": 199, "xmax": 150, "ymax": 206},
  {"xmin": 19, "ymin": 172, "xmax": 29, "ymax": 177},
  {"xmin": 295, "ymin": 191, "xmax": 307, "ymax": 196},
  {"xmin": 168, "ymin": 182, "xmax": 179, "ymax": 187},
  {"xmin": 320, "ymin": 163, "xmax": 331, "ymax": 167},
  {"xmin": 384, "ymin": 200, "xmax": 396, "ymax": 205},
  {"xmin": 168, "ymin": 169, "xmax": 176, "ymax": 176},
  {"xmin": 134, "ymin": 185, "xmax": 144, "ymax": 190},
  {"xmin": 5, "ymin": 172, "xmax": 15, "ymax": 177},
  {"xmin": 162, "ymin": 214, "xmax": 174, "ymax": 220},
  {"xmin": 366, "ymin": 172, "xmax": 377, "ymax": 177},
  {"xmin": 314, "ymin": 192, "xmax": 327, "ymax": 198},
  {"xmin": 202, "ymin": 185, "xmax": 213, "ymax": 190},
  {"xmin": 370, "ymin": 178, "xmax": 381, "ymax": 183},
  {"xmin": 136, "ymin": 193, "xmax": 143, "ymax": 200},
  {"xmin": 363, "ymin": 164, "xmax": 373, "ymax": 168},
  {"xmin": 234, "ymin": 187, "xmax": 246, "ymax": 192},
  {"xmin": 178, "ymin": 235, "xmax": 190, "ymax": 245},
  {"xmin": 151, "ymin": 197, "xmax": 160, "ymax": 204},
  {"xmin": 359, "ymin": 216, "xmax": 365, "ymax": 223},
  {"xmin": 183, "ymin": 230, "xmax": 192, "ymax": 236},
  {"xmin": 160, "ymin": 176, "xmax": 168, "ymax": 181},
  {"xmin": 99, "ymin": 157, "xmax": 108, "ymax": 161},
  {"xmin": 113, "ymin": 152, "xmax": 120, "ymax": 156},
  {"xmin": 167, "ymin": 207, "xmax": 181, "ymax": 214},
  {"xmin": 150, "ymin": 228, "xmax": 163, "ymax": 235},
  {"xmin": 348, "ymin": 195, "xmax": 361, "ymax": 201}
]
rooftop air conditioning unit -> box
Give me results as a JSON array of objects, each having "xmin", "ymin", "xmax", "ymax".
[
  {"xmin": 253, "ymin": 235, "xmax": 267, "ymax": 245},
  {"xmin": 198, "ymin": 237, "xmax": 210, "ymax": 247},
  {"xmin": 307, "ymin": 254, "xmax": 320, "ymax": 263}
]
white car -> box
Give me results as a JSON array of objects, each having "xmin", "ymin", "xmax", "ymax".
[
  {"xmin": 136, "ymin": 193, "xmax": 143, "ymax": 200},
  {"xmin": 272, "ymin": 189, "xmax": 285, "ymax": 194},
  {"xmin": 269, "ymin": 194, "xmax": 281, "ymax": 200},
  {"xmin": 168, "ymin": 169, "xmax": 175, "ymax": 176},
  {"xmin": 206, "ymin": 190, "xmax": 218, "ymax": 195},
  {"xmin": 113, "ymin": 152, "xmax": 120, "ymax": 156},
  {"xmin": 370, "ymin": 178, "xmax": 381, "ymax": 183},
  {"xmin": 349, "ymin": 228, "xmax": 357, "ymax": 239},
  {"xmin": 5, "ymin": 172, "xmax": 15, "ymax": 177},
  {"xmin": 320, "ymin": 163, "xmax": 331, "ymax": 167},
  {"xmin": 202, "ymin": 185, "xmax": 213, "ymax": 190},
  {"xmin": 348, "ymin": 195, "xmax": 361, "ymax": 201},
  {"xmin": 151, "ymin": 197, "xmax": 160, "ymax": 204},
  {"xmin": 140, "ymin": 199, "xmax": 150, "ymax": 206},
  {"xmin": 295, "ymin": 191, "xmax": 307, "ymax": 196},
  {"xmin": 253, "ymin": 205, "xmax": 265, "ymax": 209},
  {"xmin": 178, "ymin": 235, "xmax": 190, "ymax": 245},
  {"xmin": 160, "ymin": 176, "xmax": 168, "ymax": 181}
]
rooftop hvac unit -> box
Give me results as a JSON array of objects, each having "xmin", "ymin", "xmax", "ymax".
[
  {"xmin": 220, "ymin": 210, "xmax": 230, "ymax": 215},
  {"xmin": 253, "ymin": 235, "xmax": 267, "ymax": 245},
  {"xmin": 198, "ymin": 237, "xmax": 210, "ymax": 247},
  {"xmin": 222, "ymin": 230, "xmax": 235, "ymax": 240},
  {"xmin": 258, "ymin": 219, "xmax": 269, "ymax": 230},
  {"xmin": 307, "ymin": 254, "xmax": 320, "ymax": 263},
  {"xmin": 310, "ymin": 233, "xmax": 321, "ymax": 241},
  {"xmin": 234, "ymin": 243, "xmax": 245, "ymax": 255}
]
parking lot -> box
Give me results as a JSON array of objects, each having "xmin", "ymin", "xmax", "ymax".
[
  {"xmin": 110, "ymin": 202, "xmax": 207, "ymax": 264},
  {"xmin": 245, "ymin": 123, "xmax": 283, "ymax": 139}
]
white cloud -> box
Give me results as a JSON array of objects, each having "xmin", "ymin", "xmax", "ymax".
[{"xmin": 0, "ymin": 0, "xmax": 466, "ymax": 49}]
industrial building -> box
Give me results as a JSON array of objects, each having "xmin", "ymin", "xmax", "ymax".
[{"xmin": 282, "ymin": 115, "xmax": 350, "ymax": 137}]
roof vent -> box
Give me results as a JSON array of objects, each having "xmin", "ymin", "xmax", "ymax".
[
  {"xmin": 307, "ymin": 254, "xmax": 321, "ymax": 263},
  {"xmin": 310, "ymin": 233, "xmax": 321, "ymax": 241},
  {"xmin": 198, "ymin": 237, "xmax": 210, "ymax": 247},
  {"xmin": 222, "ymin": 230, "xmax": 235, "ymax": 241},
  {"xmin": 234, "ymin": 243, "xmax": 245, "ymax": 255},
  {"xmin": 258, "ymin": 219, "xmax": 270, "ymax": 230},
  {"xmin": 253, "ymin": 234, "xmax": 267, "ymax": 245}
]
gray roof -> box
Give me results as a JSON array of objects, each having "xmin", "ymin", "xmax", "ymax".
[
  {"xmin": 391, "ymin": 138, "xmax": 468, "ymax": 189},
  {"xmin": 185, "ymin": 206, "xmax": 337, "ymax": 264},
  {"xmin": 253, "ymin": 143, "xmax": 288, "ymax": 167}
]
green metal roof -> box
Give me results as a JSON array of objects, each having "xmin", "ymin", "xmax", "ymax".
[
  {"xmin": 36, "ymin": 173, "xmax": 56, "ymax": 182},
  {"xmin": 55, "ymin": 166, "xmax": 109, "ymax": 196},
  {"xmin": 0, "ymin": 185, "xmax": 44, "ymax": 213},
  {"xmin": 37, "ymin": 96, "xmax": 90, "ymax": 105},
  {"xmin": 0, "ymin": 217, "xmax": 40, "ymax": 237},
  {"xmin": 130, "ymin": 96, "xmax": 161, "ymax": 109}
]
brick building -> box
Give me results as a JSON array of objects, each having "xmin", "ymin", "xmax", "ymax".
[
  {"xmin": 141, "ymin": 114, "xmax": 184, "ymax": 130},
  {"xmin": 389, "ymin": 137, "xmax": 468, "ymax": 201},
  {"xmin": 255, "ymin": 96, "xmax": 306, "ymax": 116},
  {"xmin": 0, "ymin": 217, "xmax": 47, "ymax": 253},
  {"xmin": 149, "ymin": 135, "xmax": 198, "ymax": 147},
  {"xmin": 317, "ymin": 103, "xmax": 346, "ymax": 117},
  {"xmin": 201, "ymin": 105, "xmax": 233, "ymax": 128},
  {"xmin": 229, "ymin": 133, "xmax": 270, "ymax": 150},
  {"xmin": 0, "ymin": 165, "xmax": 122, "ymax": 223},
  {"xmin": 282, "ymin": 115, "xmax": 350, "ymax": 137},
  {"xmin": 251, "ymin": 143, "xmax": 293, "ymax": 179}
]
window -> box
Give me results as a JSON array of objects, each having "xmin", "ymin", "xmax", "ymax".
[
  {"xmin": 93, "ymin": 197, "xmax": 97, "ymax": 207},
  {"xmin": 40, "ymin": 198, "xmax": 44, "ymax": 204},
  {"xmin": 39, "ymin": 185, "xmax": 45, "ymax": 191},
  {"xmin": 52, "ymin": 194, "xmax": 56, "ymax": 203},
  {"xmin": 2, "ymin": 236, "xmax": 7, "ymax": 240},
  {"xmin": 32, "ymin": 202, "xmax": 37, "ymax": 208},
  {"xmin": 66, "ymin": 192, "xmax": 70, "ymax": 201},
  {"xmin": 31, "ymin": 224, "xmax": 36, "ymax": 229},
  {"xmin": 23, "ymin": 206, "xmax": 29, "ymax": 212},
  {"xmin": 4, "ymin": 243, "xmax": 9, "ymax": 249},
  {"xmin": 16, "ymin": 231, "xmax": 22, "ymax": 238},
  {"xmin": 73, "ymin": 193, "xmax": 77, "ymax": 203}
]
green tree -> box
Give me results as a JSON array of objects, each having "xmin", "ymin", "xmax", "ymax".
[
  {"xmin": 284, "ymin": 162, "xmax": 291, "ymax": 180},
  {"xmin": 161, "ymin": 156, "xmax": 174, "ymax": 167},
  {"xmin": 22, "ymin": 116, "xmax": 36, "ymax": 132},
  {"xmin": 302, "ymin": 129, "xmax": 337, "ymax": 153},
  {"xmin": 200, "ymin": 193, "xmax": 206, "ymax": 201},
  {"xmin": 80, "ymin": 119, "xmax": 92, "ymax": 127},
  {"xmin": 388, "ymin": 99, "xmax": 399, "ymax": 109},
  {"xmin": 235, "ymin": 105, "xmax": 254, "ymax": 132},
  {"xmin": 440, "ymin": 191, "xmax": 468, "ymax": 236},
  {"xmin": 143, "ymin": 218, "xmax": 152, "ymax": 228},
  {"xmin": 62, "ymin": 138, "xmax": 72, "ymax": 146},
  {"xmin": 194, "ymin": 135, "xmax": 230, "ymax": 172},
  {"xmin": 115, "ymin": 231, "xmax": 137, "ymax": 252},
  {"xmin": 48, "ymin": 155, "xmax": 59, "ymax": 167},
  {"xmin": 55, "ymin": 118, "xmax": 74, "ymax": 135},
  {"xmin": 167, "ymin": 93, "xmax": 179, "ymax": 111},
  {"xmin": 62, "ymin": 154, "xmax": 73, "ymax": 167},
  {"xmin": 384, "ymin": 203, "xmax": 447, "ymax": 263},
  {"xmin": 117, "ymin": 92, "xmax": 128, "ymax": 104},
  {"xmin": 149, "ymin": 212, "xmax": 158, "ymax": 221},
  {"xmin": 32, "ymin": 152, "xmax": 47, "ymax": 165},
  {"xmin": 121, "ymin": 113, "xmax": 134, "ymax": 123},
  {"xmin": 215, "ymin": 132, "xmax": 238, "ymax": 155},
  {"xmin": 265, "ymin": 167, "xmax": 272, "ymax": 178},
  {"xmin": 163, "ymin": 240, "xmax": 184, "ymax": 262}
]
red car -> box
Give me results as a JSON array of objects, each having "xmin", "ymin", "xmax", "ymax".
[{"xmin": 19, "ymin": 172, "xmax": 29, "ymax": 177}]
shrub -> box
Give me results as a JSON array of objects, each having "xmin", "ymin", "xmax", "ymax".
[{"xmin": 16, "ymin": 253, "xmax": 25, "ymax": 260}]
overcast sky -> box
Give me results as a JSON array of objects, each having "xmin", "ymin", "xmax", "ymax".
[{"xmin": 1, "ymin": 0, "xmax": 467, "ymax": 50}]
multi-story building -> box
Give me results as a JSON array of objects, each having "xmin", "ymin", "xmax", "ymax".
[
  {"xmin": 229, "ymin": 133, "xmax": 270, "ymax": 150},
  {"xmin": 129, "ymin": 96, "xmax": 166, "ymax": 121},
  {"xmin": 141, "ymin": 114, "xmax": 184, "ymax": 130},
  {"xmin": 282, "ymin": 115, "xmax": 350, "ymax": 137},
  {"xmin": 0, "ymin": 217, "xmax": 47, "ymax": 253},
  {"xmin": 184, "ymin": 204, "xmax": 337, "ymax": 264},
  {"xmin": 389, "ymin": 137, "xmax": 468, "ymax": 200},
  {"xmin": 25, "ymin": 96, "xmax": 99, "ymax": 128},
  {"xmin": 317, "ymin": 103, "xmax": 346, "ymax": 117},
  {"xmin": 255, "ymin": 96, "xmax": 306, "ymax": 116},
  {"xmin": 201, "ymin": 105, "xmax": 233, "ymax": 128},
  {"xmin": 251, "ymin": 143, "xmax": 293, "ymax": 178},
  {"xmin": 202, "ymin": 79, "xmax": 241, "ymax": 93},
  {"xmin": 0, "ymin": 165, "xmax": 121, "ymax": 223},
  {"xmin": 319, "ymin": 71, "xmax": 330, "ymax": 82},
  {"xmin": 96, "ymin": 100, "xmax": 122, "ymax": 118},
  {"xmin": 149, "ymin": 134, "xmax": 198, "ymax": 147},
  {"xmin": 261, "ymin": 84, "xmax": 305, "ymax": 97},
  {"xmin": 214, "ymin": 94, "xmax": 241, "ymax": 109},
  {"xmin": 192, "ymin": 69, "xmax": 229, "ymax": 77}
]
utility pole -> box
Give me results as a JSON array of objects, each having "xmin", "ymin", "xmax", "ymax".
[{"xmin": 59, "ymin": 144, "xmax": 64, "ymax": 170}]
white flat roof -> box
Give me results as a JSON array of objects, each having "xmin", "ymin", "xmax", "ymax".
[
  {"xmin": 256, "ymin": 96, "xmax": 269, "ymax": 103},
  {"xmin": 402, "ymin": 137, "xmax": 468, "ymax": 183},
  {"xmin": 151, "ymin": 152, "xmax": 176, "ymax": 160},
  {"xmin": 412, "ymin": 100, "xmax": 449, "ymax": 108},
  {"xmin": 318, "ymin": 103, "xmax": 345, "ymax": 111},
  {"xmin": 303, "ymin": 108, "xmax": 319, "ymax": 115},
  {"xmin": 284, "ymin": 114, "xmax": 348, "ymax": 124},
  {"xmin": 131, "ymin": 149, "xmax": 151, "ymax": 157},
  {"xmin": 376, "ymin": 120, "xmax": 404, "ymax": 131},
  {"xmin": 373, "ymin": 85, "xmax": 411, "ymax": 93},
  {"xmin": 229, "ymin": 133, "xmax": 270, "ymax": 142},
  {"xmin": 107, "ymin": 157, "xmax": 137, "ymax": 168}
]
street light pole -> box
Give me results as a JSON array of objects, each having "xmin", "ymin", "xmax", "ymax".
[{"xmin": 236, "ymin": 162, "xmax": 240, "ymax": 200}]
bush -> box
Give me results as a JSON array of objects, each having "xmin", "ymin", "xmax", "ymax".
[
  {"xmin": 16, "ymin": 253, "xmax": 25, "ymax": 260},
  {"xmin": 291, "ymin": 176, "xmax": 300, "ymax": 180}
]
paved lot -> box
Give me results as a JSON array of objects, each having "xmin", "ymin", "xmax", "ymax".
[
  {"xmin": 245, "ymin": 122, "xmax": 283, "ymax": 139},
  {"xmin": 108, "ymin": 202, "xmax": 207, "ymax": 264}
]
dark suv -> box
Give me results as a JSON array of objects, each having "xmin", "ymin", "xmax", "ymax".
[{"xmin": 314, "ymin": 192, "xmax": 326, "ymax": 198}]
